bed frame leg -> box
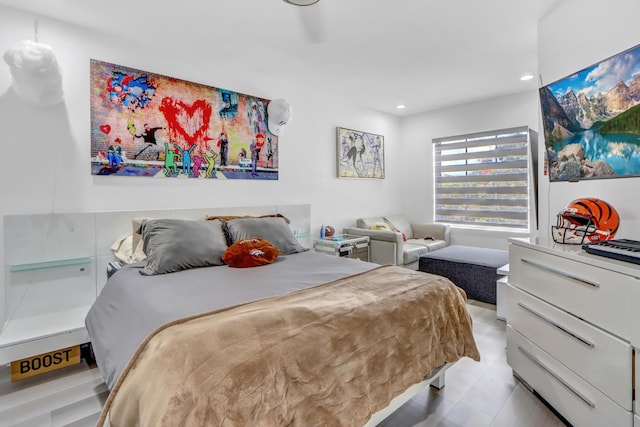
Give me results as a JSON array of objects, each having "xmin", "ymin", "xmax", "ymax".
[{"xmin": 430, "ymin": 371, "xmax": 446, "ymax": 390}]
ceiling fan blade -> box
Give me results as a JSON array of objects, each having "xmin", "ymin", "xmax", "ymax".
[{"xmin": 297, "ymin": 4, "xmax": 325, "ymax": 43}]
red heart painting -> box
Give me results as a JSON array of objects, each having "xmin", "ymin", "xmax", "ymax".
[
  {"xmin": 100, "ymin": 124, "xmax": 111, "ymax": 134},
  {"xmin": 159, "ymin": 97, "xmax": 212, "ymax": 145}
]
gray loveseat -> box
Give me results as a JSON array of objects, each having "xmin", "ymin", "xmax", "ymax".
[{"xmin": 344, "ymin": 215, "xmax": 450, "ymax": 270}]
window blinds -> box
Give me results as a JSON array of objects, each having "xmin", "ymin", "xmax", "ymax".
[{"xmin": 433, "ymin": 126, "xmax": 531, "ymax": 229}]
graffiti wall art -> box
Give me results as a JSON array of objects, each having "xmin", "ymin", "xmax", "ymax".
[{"xmin": 90, "ymin": 59, "xmax": 278, "ymax": 179}]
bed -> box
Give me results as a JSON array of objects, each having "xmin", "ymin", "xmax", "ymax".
[{"xmin": 85, "ymin": 213, "xmax": 480, "ymax": 426}]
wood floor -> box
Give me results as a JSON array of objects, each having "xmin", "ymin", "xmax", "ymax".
[{"xmin": 0, "ymin": 301, "xmax": 567, "ymax": 427}]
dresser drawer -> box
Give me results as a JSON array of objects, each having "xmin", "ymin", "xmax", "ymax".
[
  {"xmin": 507, "ymin": 284, "xmax": 632, "ymax": 409},
  {"xmin": 507, "ymin": 326, "xmax": 633, "ymax": 427},
  {"xmin": 509, "ymin": 243, "xmax": 640, "ymax": 344}
]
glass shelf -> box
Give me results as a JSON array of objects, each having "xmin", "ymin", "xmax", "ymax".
[{"xmin": 9, "ymin": 257, "xmax": 92, "ymax": 273}]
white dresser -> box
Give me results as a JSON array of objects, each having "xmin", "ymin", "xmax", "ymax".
[{"xmin": 507, "ymin": 237, "xmax": 640, "ymax": 427}]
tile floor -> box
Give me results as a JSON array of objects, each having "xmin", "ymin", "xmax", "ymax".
[{"xmin": 379, "ymin": 301, "xmax": 569, "ymax": 427}]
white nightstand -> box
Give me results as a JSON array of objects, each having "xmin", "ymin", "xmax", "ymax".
[{"xmin": 1, "ymin": 213, "xmax": 97, "ymax": 366}]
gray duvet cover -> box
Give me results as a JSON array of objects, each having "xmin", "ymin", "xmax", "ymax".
[{"xmin": 85, "ymin": 251, "xmax": 376, "ymax": 389}]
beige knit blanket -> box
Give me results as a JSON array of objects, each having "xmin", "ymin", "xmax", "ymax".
[{"xmin": 100, "ymin": 265, "xmax": 480, "ymax": 426}]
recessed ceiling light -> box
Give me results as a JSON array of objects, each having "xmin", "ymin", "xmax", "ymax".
[
  {"xmin": 283, "ymin": 0, "xmax": 319, "ymax": 5},
  {"xmin": 520, "ymin": 74, "xmax": 534, "ymax": 81},
  {"xmin": 396, "ymin": 104, "xmax": 406, "ymax": 109}
]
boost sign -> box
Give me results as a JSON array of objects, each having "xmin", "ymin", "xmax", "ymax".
[{"xmin": 11, "ymin": 345, "xmax": 81, "ymax": 381}]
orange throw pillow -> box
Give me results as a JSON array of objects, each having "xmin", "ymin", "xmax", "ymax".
[{"xmin": 222, "ymin": 238, "xmax": 280, "ymax": 268}]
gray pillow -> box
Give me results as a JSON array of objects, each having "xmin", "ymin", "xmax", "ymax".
[
  {"xmin": 225, "ymin": 217, "xmax": 307, "ymax": 255},
  {"xmin": 140, "ymin": 219, "xmax": 227, "ymax": 275}
]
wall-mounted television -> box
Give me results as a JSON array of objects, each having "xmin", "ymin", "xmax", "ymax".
[{"xmin": 540, "ymin": 42, "xmax": 640, "ymax": 182}]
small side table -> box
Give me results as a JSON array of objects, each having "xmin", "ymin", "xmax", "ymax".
[{"xmin": 313, "ymin": 234, "xmax": 370, "ymax": 262}]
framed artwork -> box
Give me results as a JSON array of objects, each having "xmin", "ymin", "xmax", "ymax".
[
  {"xmin": 90, "ymin": 59, "xmax": 278, "ymax": 180},
  {"xmin": 336, "ymin": 127, "xmax": 385, "ymax": 179},
  {"xmin": 540, "ymin": 42, "xmax": 640, "ymax": 182}
]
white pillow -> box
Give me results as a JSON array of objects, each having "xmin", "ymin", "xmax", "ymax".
[
  {"xmin": 110, "ymin": 233, "xmax": 134, "ymax": 263},
  {"xmin": 109, "ymin": 217, "xmax": 151, "ymax": 264}
]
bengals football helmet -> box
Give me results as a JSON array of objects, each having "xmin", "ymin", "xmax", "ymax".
[{"xmin": 552, "ymin": 198, "xmax": 620, "ymax": 244}]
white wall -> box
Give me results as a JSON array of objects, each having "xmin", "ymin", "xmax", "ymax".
[
  {"xmin": 0, "ymin": 6, "xmax": 402, "ymax": 225},
  {"xmin": 0, "ymin": 6, "xmax": 402, "ymax": 326},
  {"xmin": 537, "ymin": 0, "xmax": 640, "ymax": 240},
  {"xmin": 399, "ymin": 91, "xmax": 540, "ymax": 250}
]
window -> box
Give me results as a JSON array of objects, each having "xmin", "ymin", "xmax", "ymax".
[{"xmin": 433, "ymin": 126, "xmax": 535, "ymax": 230}]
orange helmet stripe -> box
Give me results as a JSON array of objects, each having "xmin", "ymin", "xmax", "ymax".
[{"xmin": 565, "ymin": 197, "xmax": 619, "ymax": 240}]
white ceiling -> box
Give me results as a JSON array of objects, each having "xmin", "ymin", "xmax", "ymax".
[{"xmin": 0, "ymin": 0, "xmax": 562, "ymax": 116}]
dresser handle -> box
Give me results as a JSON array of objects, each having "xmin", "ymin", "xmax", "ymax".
[
  {"xmin": 517, "ymin": 302, "xmax": 595, "ymax": 348},
  {"xmin": 518, "ymin": 346, "xmax": 595, "ymax": 408},
  {"xmin": 521, "ymin": 258, "xmax": 600, "ymax": 288}
]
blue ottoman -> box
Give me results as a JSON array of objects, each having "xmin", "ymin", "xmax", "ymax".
[{"xmin": 418, "ymin": 245, "xmax": 509, "ymax": 304}]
